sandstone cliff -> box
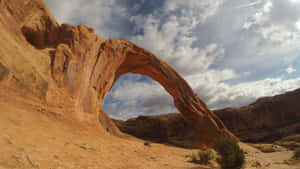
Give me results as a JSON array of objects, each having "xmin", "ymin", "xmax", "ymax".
[
  {"xmin": 113, "ymin": 114, "xmax": 197, "ymax": 148},
  {"xmin": 0, "ymin": 0, "xmax": 236, "ymax": 148},
  {"xmin": 114, "ymin": 88, "xmax": 300, "ymax": 145},
  {"xmin": 215, "ymin": 88, "xmax": 300, "ymax": 142}
]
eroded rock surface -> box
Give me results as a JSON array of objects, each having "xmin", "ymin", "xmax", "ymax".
[
  {"xmin": 215, "ymin": 88, "xmax": 300, "ymax": 142},
  {"xmin": 0, "ymin": 0, "xmax": 236, "ymax": 148},
  {"xmin": 113, "ymin": 114, "xmax": 198, "ymax": 148}
]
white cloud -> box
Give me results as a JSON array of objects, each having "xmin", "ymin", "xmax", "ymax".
[
  {"xmin": 242, "ymin": 0, "xmax": 300, "ymax": 47},
  {"xmin": 286, "ymin": 66, "xmax": 296, "ymax": 74},
  {"xmin": 204, "ymin": 77, "xmax": 300, "ymax": 109},
  {"xmin": 261, "ymin": 25, "xmax": 293, "ymax": 43},
  {"xmin": 242, "ymin": 0, "xmax": 272, "ymax": 29},
  {"xmin": 45, "ymin": 0, "xmax": 129, "ymax": 38},
  {"xmin": 164, "ymin": 0, "xmax": 223, "ymax": 23},
  {"xmin": 264, "ymin": 1, "xmax": 273, "ymax": 13},
  {"xmin": 296, "ymin": 20, "xmax": 300, "ymax": 29},
  {"xmin": 130, "ymin": 0, "xmax": 224, "ymax": 76},
  {"xmin": 290, "ymin": 0, "xmax": 300, "ymax": 3},
  {"xmin": 237, "ymin": 1, "xmax": 262, "ymax": 9},
  {"xmin": 43, "ymin": 0, "xmax": 75, "ymax": 23}
]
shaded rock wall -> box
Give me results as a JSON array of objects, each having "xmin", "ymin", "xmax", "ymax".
[
  {"xmin": 215, "ymin": 89, "xmax": 300, "ymax": 142},
  {"xmin": 0, "ymin": 0, "xmax": 237, "ymax": 148},
  {"xmin": 113, "ymin": 114, "xmax": 198, "ymax": 148}
]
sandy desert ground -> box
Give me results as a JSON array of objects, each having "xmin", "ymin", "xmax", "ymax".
[{"xmin": 0, "ymin": 88, "xmax": 299, "ymax": 169}]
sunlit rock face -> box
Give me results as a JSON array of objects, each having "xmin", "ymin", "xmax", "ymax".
[{"xmin": 0, "ymin": 0, "xmax": 237, "ymax": 148}]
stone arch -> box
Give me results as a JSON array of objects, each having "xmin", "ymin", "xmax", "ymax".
[
  {"xmin": 23, "ymin": 23, "xmax": 237, "ymax": 147},
  {"xmin": 87, "ymin": 39, "xmax": 237, "ymax": 147}
]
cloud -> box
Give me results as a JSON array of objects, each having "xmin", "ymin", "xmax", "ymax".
[
  {"xmin": 200, "ymin": 77, "xmax": 300, "ymax": 109},
  {"xmin": 45, "ymin": 0, "xmax": 132, "ymax": 39},
  {"xmin": 297, "ymin": 21, "xmax": 300, "ymax": 30},
  {"xmin": 44, "ymin": 0, "xmax": 300, "ymax": 120},
  {"xmin": 102, "ymin": 74, "xmax": 175, "ymax": 119},
  {"xmin": 286, "ymin": 66, "xmax": 296, "ymax": 74},
  {"xmin": 129, "ymin": 0, "xmax": 225, "ymax": 76},
  {"xmin": 237, "ymin": 0, "xmax": 262, "ymax": 9},
  {"xmin": 290, "ymin": 0, "xmax": 300, "ymax": 3}
]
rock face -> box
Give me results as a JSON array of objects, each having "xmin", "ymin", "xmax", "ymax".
[
  {"xmin": 113, "ymin": 114, "xmax": 198, "ymax": 148},
  {"xmin": 0, "ymin": 0, "xmax": 236, "ymax": 148},
  {"xmin": 115, "ymin": 88, "xmax": 300, "ymax": 145},
  {"xmin": 215, "ymin": 88, "xmax": 300, "ymax": 142}
]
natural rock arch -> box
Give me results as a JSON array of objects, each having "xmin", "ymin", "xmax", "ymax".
[
  {"xmin": 83, "ymin": 39, "xmax": 237, "ymax": 147},
  {"xmin": 1, "ymin": 0, "xmax": 237, "ymax": 148}
]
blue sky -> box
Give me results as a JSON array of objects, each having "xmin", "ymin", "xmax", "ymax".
[{"xmin": 45, "ymin": 0, "xmax": 300, "ymax": 120}]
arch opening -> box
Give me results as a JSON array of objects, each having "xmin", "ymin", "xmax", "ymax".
[
  {"xmin": 103, "ymin": 73, "xmax": 200, "ymax": 148},
  {"xmin": 103, "ymin": 73, "xmax": 176, "ymax": 120}
]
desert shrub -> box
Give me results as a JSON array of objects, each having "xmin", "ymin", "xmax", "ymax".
[
  {"xmin": 294, "ymin": 148, "xmax": 300, "ymax": 159},
  {"xmin": 144, "ymin": 141, "xmax": 151, "ymax": 147},
  {"xmin": 190, "ymin": 150, "xmax": 213, "ymax": 164},
  {"xmin": 198, "ymin": 150, "xmax": 214, "ymax": 164},
  {"xmin": 190, "ymin": 153, "xmax": 198, "ymax": 163},
  {"xmin": 214, "ymin": 138, "xmax": 245, "ymax": 169}
]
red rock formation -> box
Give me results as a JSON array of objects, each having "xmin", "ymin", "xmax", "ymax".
[
  {"xmin": 113, "ymin": 114, "xmax": 198, "ymax": 148},
  {"xmin": 0, "ymin": 0, "xmax": 237, "ymax": 147},
  {"xmin": 215, "ymin": 88, "xmax": 300, "ymax": 142}
]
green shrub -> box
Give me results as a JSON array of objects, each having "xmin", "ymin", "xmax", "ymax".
[
  {"xmin": 198, "ymin": 150, "xmax": 214, "ymax": 164},
  {"xmin": 214, "ymin": 138, "xmax": 245, "ymax": 169},
  {"xmin": 294, "ymin": 148, "xmax": 300, "ymax": 159}
]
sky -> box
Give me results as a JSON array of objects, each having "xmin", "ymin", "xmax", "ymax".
[{"xmin": 45, "ymin": 0, "xmax": 300, "ymax": 120}]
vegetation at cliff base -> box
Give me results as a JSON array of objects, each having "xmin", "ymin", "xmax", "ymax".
[{"xmin": 214, "ymin": 138, "xmax": 245, "ymax": 169}]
